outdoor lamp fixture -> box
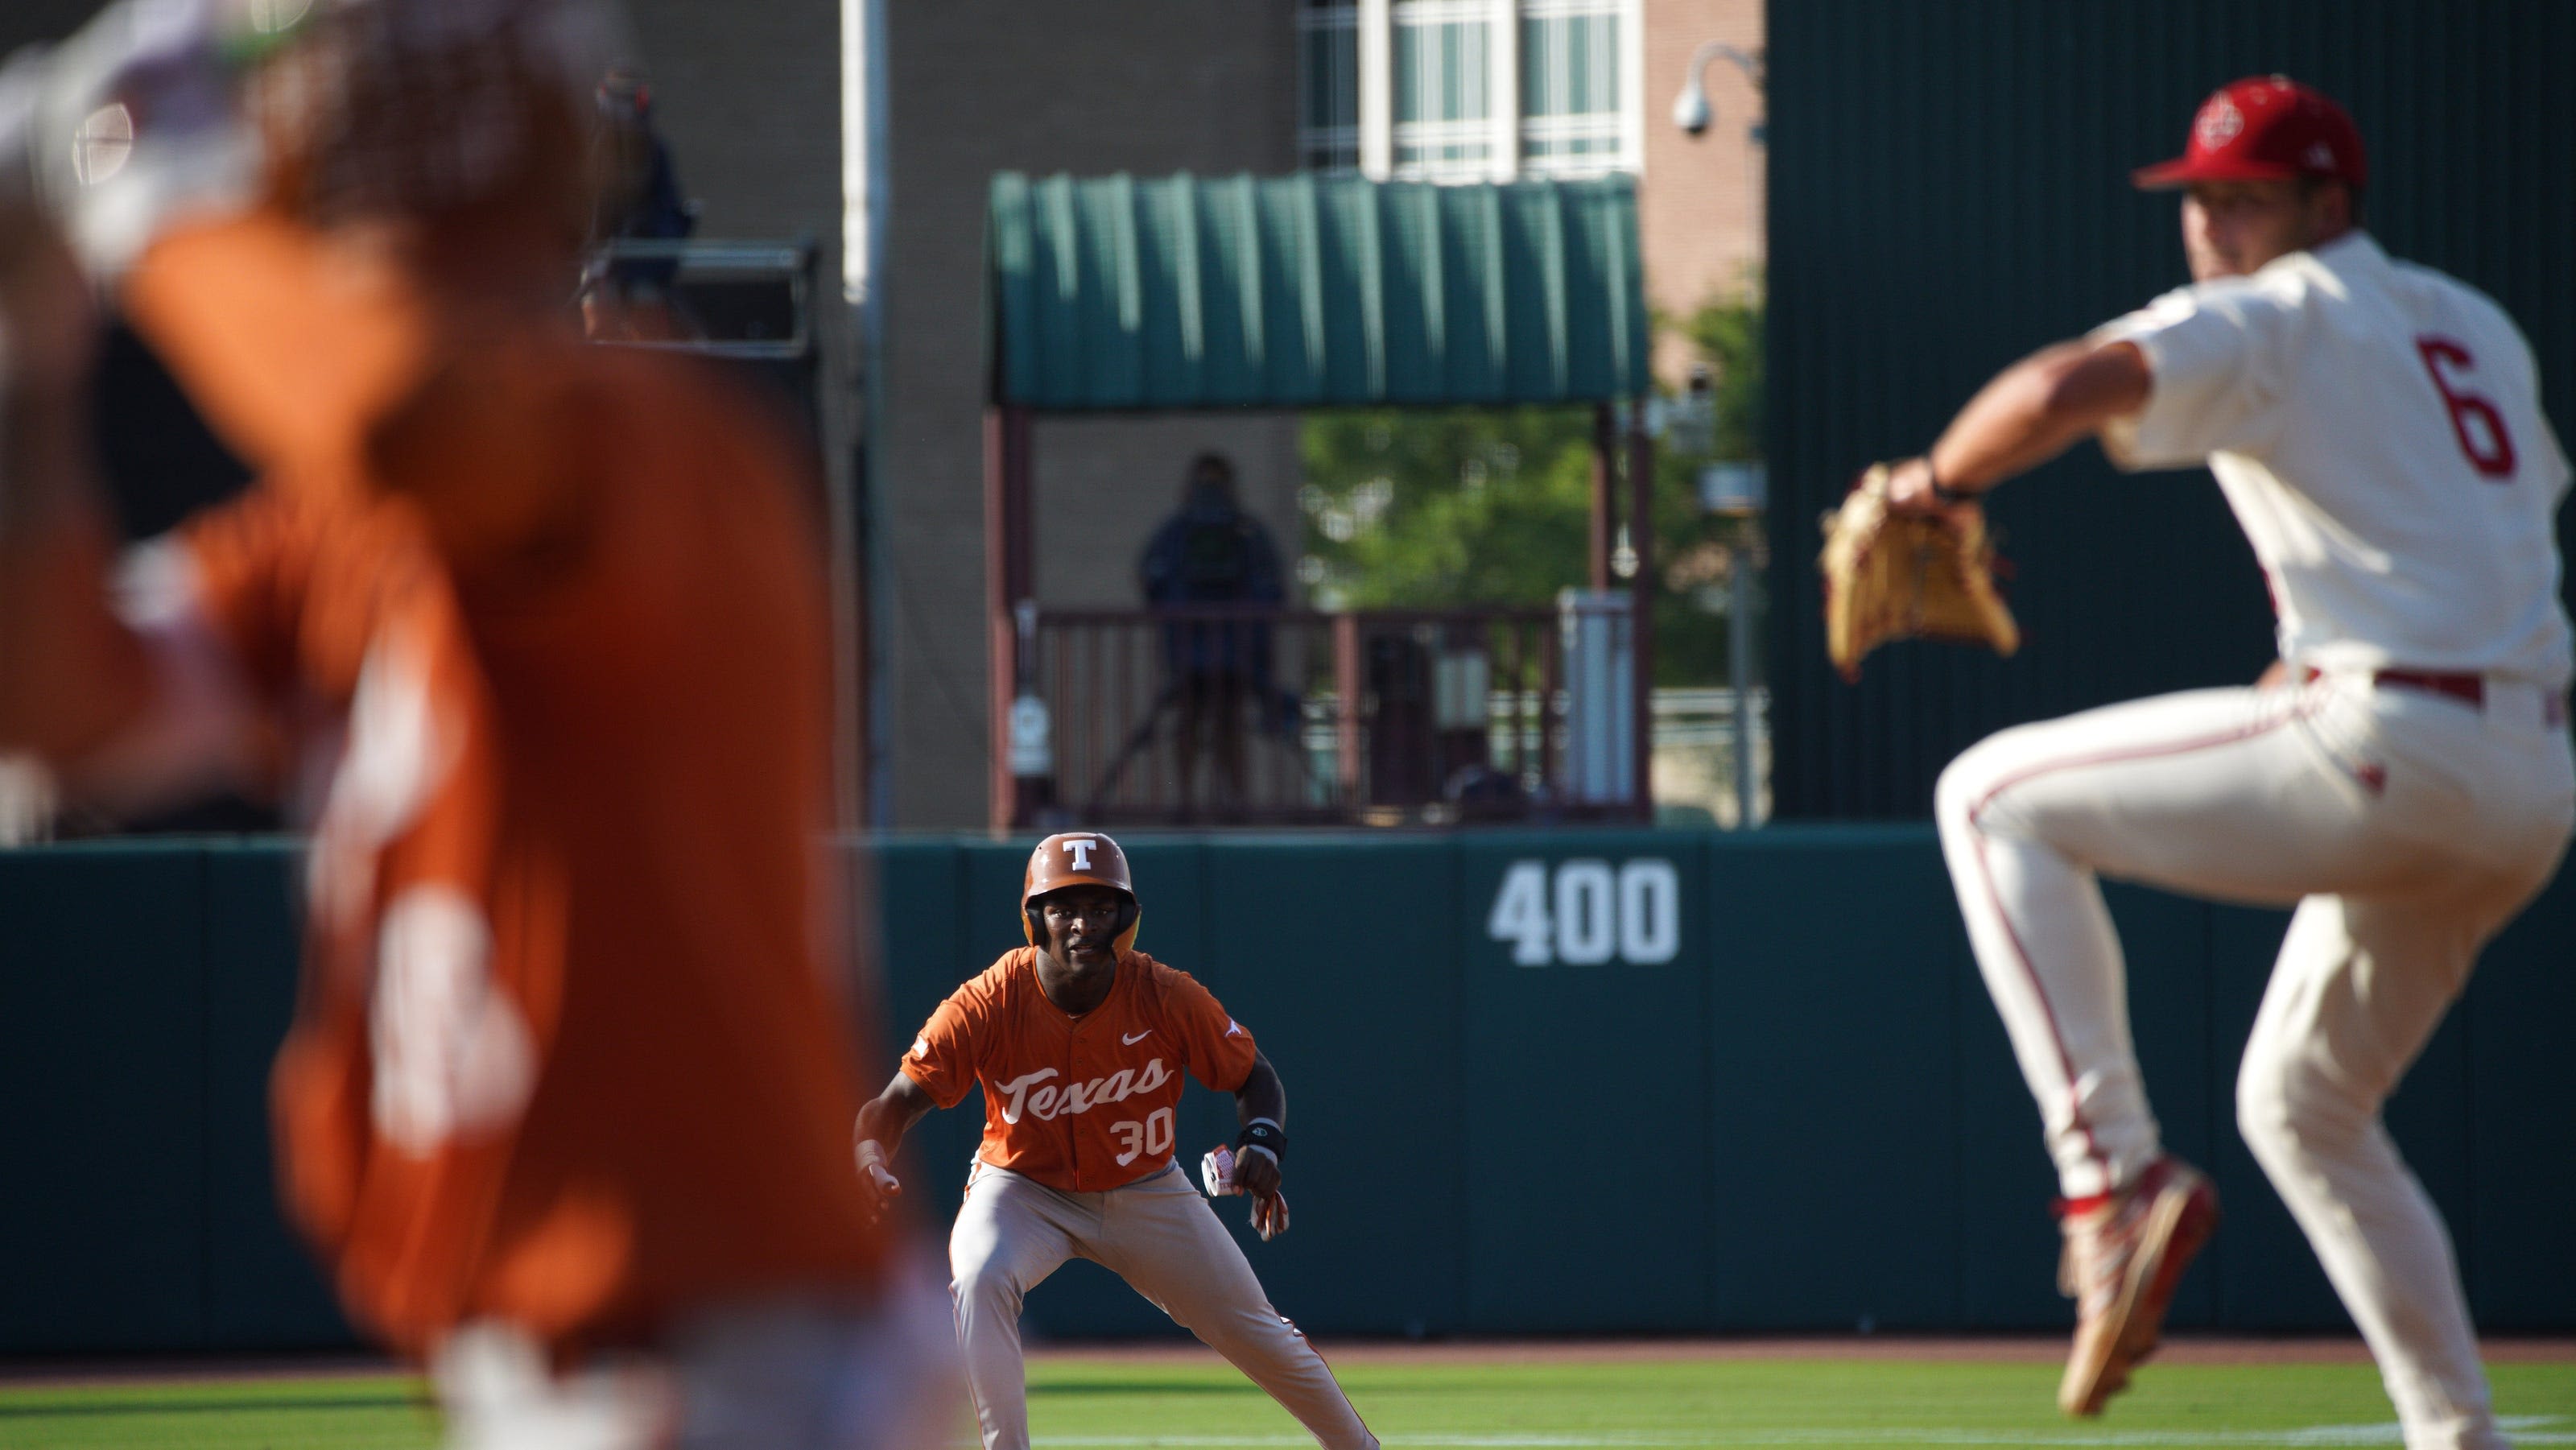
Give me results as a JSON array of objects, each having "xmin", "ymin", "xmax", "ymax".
[{"xmin": 1672, "ymin": 41, "xmax": 1763, "ymax": 138}]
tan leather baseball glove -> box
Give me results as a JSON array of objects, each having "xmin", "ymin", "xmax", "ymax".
[{"xmin": 1819, "ymin": 463, "xmax": 2021, "ymax": 683}]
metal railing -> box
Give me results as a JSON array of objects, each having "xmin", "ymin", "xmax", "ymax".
[
  {"xmin": 1648, "ymin": 687, "xmax": 1772, "ymax": 829},
  {"xmin": 584, "ymin": 239, "xmax": 814, "ymax": 360},
  {"xmin": 1018, "ymin": 605, "xmax": 1645, "ymax": 828}
]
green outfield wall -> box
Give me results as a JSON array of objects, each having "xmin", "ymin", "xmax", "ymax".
[{"xmin": 2, "ymin": 831, "xmax": 2570, "ymax": 1354}]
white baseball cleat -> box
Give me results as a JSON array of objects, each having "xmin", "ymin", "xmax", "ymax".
[{"xmin": 2054, "ymin": 1155, "xmax": 2219, "ymax": 1417}]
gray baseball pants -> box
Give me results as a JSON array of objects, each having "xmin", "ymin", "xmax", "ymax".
[{"xmin": 948, "ymin": 1160, "xmax": 1376, "ymax": 1450}]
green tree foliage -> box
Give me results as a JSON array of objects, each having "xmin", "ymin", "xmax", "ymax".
[
  {"xmin": 1685, "ymin": 294, "xmax": 1765, "ymax": 462},
  {"xmin": 1297, "ymin": 294, "xmax": 1765, "ymax": 685},
  {"xmin": 1297, "ymin": 407, "xmax": 1596, "ymax": 610}
]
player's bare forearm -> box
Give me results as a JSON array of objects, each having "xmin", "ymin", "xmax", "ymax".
[
  {"xmin": 854, "ymin": 1071, "xmax": 935, "ymax": 1156},
  {"xmin": 0, "ymin": 457, "xmax": 152, "ymax": 765},
  {"xmin": 0, "ymin": 218, "xmax": 150, "ymax": 762},
  {"xmin": 851, "ymin": 1072, "xmax": 929, "ymax": 1221},
  {"xmin": 1891, "ymin": 340, "xmax": 2152, "ymax": 510}
]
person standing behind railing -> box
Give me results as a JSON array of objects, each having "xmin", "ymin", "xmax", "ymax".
[
  {"xmin": 1137, "ymin": 453, "xmax": 1284, "ymax": 815},
  {"xmin": 579, "ymin": 64, "xmax": 701, "ymax": 342}
]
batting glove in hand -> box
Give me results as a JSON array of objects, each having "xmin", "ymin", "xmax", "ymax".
[
  {"xmin": 853, "ymin": 1139, "xmax": 902, "ymax": 1225},
  {"xmin": 1200, "ymin": 1144, "xmax": 1290, "ymax": 1241}
]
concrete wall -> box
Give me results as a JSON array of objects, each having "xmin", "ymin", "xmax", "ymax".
[
  {"xmin": 621, "ymin": 1, "xmax": 844, "ymax": 240},
  {"xmin": 873, "ymin": 3, "xmax": 1305, "ymax": 828}
]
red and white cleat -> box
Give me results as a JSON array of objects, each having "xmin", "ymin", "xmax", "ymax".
[{"xmin": 2054, "ymin": 1156, "xmax": 2219, "ymax": 1417}]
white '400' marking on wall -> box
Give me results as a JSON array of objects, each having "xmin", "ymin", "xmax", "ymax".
[{"xmin": 1487, "ymin": 859, "xmax": 1680, "ymax": 967}]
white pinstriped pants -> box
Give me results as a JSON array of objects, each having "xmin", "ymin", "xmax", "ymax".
[{"xmin": 1935, "ymin": 671, "xmax": 2573, "ymax": 1450}]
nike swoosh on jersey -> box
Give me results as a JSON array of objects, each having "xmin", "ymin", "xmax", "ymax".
[{"xmin": 1122, "ymin": 1030, "xmax": 1152, "ymax": 1045}]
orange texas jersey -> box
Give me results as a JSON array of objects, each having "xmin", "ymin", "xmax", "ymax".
[
  {"xmin": 902, "ymin": 948, "xmax": 1257, "ymax": 1193},
  {"xmin": 134, "ymin": 287, "xmax": 888, "ymax": 1357}
]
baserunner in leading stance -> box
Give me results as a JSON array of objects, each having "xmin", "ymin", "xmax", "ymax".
[
  {"xmin": 1872, "ymin": 77, "xmax": 2573, "ymax": 1445},
  {"xmin": 853, "ymin": 832, "xmax": 1377, "ymax": 1450}
]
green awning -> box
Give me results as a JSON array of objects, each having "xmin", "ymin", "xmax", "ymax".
[{"xmin": 986, "ymin": 171, "xmax": 1649, "ymax": 411}]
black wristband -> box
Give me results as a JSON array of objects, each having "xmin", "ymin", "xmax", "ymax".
[
  {"xmin": 1236, "ymin": 1117, "xmax": 1285, "ymax": 1163},
  {"xmin": 1926, "ymin": 459, "xmax": 1971, "ymax": 505}
]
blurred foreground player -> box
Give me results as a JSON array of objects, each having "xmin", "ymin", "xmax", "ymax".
[
  {"xmin": 853, "ymin": 832, "xmax": 1377, "ymax": 1450},
  {"xmin": 1871, "ymin": 79, "xmax": 2572, "ymax": 1445},
  {"xmin": 0, "ymin": 2, "xmax": 952, "ymax": 1445}
]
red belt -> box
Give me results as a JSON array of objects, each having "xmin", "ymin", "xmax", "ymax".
[
  {"xmin": 2299, "ymin": 665, "xmax": 2483, "ymax": 703},
  {"xmin": 2301, "ymin": 666, "xmax": 2569, "ymax": 724},
  {"xmin": 2369, "ymin": 668, "xmax": 2487, "ymax": 708}
]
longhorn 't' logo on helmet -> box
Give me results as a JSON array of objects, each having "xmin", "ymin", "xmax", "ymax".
[{"xmin": 1022, "ymin": 831, "xmax": 1141, "ymax": 952}]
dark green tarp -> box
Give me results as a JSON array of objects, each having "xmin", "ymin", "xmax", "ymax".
[{"xmin": 986, "ymin": 171, "xmax": 1649, "ymax": 411}]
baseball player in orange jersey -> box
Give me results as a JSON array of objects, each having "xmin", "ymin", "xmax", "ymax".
[
  {"xmin": 0, "ymin": 3, "xmax": 953, "ymax": 1445},
  {"xmin": 854, "ymin": 832, "xmax": 1379, "ymax": 1450},
  {"xmin": 1875, "ymin": 79, "xmax": 2573, "ymax": 1445}
]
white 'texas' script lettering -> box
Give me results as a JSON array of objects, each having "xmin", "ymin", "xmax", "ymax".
[
  {"xmin": 994, "ymin": 1057, "xmax": 1172, "ymax": 1125},
  {"xmin": 1063, "ymin": 836, "xmax": 1097, "ymax": 870}
]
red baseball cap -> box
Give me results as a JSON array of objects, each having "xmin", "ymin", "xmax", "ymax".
[{"xmin": 2132, "ymin": 76, "xmax": 2368, "ymax": 192}]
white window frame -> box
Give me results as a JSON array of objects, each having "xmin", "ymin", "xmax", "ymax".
[
  {"xmin": 1516, "ymin": 0, "xmax": 1641, "ymax": 180},
  {"xmin": 1617, "ymin": 0, "xmax": 1642, "ymax": 176},
  {"xmin": 1487, "ymin": 0, "xmax": 1520, "ymax": 180},
  {"xmin": 1297, "ymin": 2, "xmax": 1364, "ymax": 175},
  {"xmin": 1360, "ymin": 0, "xmax": 1392, "ymax": 177},
  {"xmin": 1327, "ymin": 0, "xmax": 1640, "ymax": 184},
  {"xmin": 1388, "ymin": 0, "xmax": 1500, "ymax": 183}
]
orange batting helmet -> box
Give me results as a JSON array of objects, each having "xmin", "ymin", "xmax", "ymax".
[{"xmin": 1022, "ymin": 832, "xmax": 1140, "ymax": 952}]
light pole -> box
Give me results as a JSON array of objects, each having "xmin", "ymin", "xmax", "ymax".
[{"xmin": 1674, "ymin": 40, "xmax": 1765, "ymax": 829}]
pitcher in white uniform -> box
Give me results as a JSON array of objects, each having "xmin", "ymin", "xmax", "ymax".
[{"xmin": 1877, "ymin": 76, "xmax": 2574, "ymax": 1445}]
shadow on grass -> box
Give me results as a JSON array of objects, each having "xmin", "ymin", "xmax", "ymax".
[
  {"xmin": 1032, "ymin": 1380, "xmax": 1267, "ymax": 1398},
  {"xmin": 0, "ymin": 1392, "xmax": 424, "ymax": 1419}
]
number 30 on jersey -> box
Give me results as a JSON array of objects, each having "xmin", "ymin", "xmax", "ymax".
[
  {"xmin": 1487, "ymin": 858, "xmax": 1681, "ymax": 967},
  {"xmin": 1111, "ymin": 1106, "xmax": 1174, "ymax": 1167}
]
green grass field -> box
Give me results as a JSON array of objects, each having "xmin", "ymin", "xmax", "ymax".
[{"xmin": 2, "ymin": 1353, "xmax": 2570, "ymax": 1449}]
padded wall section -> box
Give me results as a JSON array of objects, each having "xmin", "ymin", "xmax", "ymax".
[
  {"xmin": 0, "ymin": 849, "xmax": 208, "ymax": 1353},
  {"xmin": 0, "ymin": 830, "xmax": 2566, "ymax": 1349}
]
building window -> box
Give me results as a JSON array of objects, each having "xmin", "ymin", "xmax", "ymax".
[
  {"xmin": 1299, "ymin": 0, "xmax": 1638, "ymax": 183},
  {"xmin": 1519, "ymin": 0, "xmax": 1623, "ymax": 176},
  {"xmin": 1298, "ymin": 1, "xmax": 1361, "ymax": 175},
  {"xmin": 1390, "ymin": 0, "xmax": 1493, "ymax": 181}
]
